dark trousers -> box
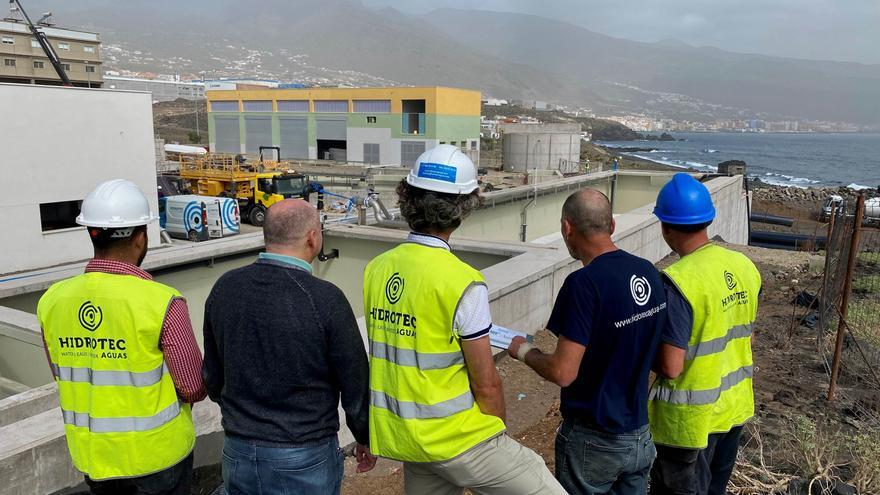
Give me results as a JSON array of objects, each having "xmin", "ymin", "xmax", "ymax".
[
  {"xmin": 85, "ymin": 452, "xmax": 193, "ymax": 495},
  {"xmin": 650, "ymin": 426, "xmax": 742, "ymax": 495},
  {"xmin": 556, "ymin": 419, "xmax": 657, "ymax": 494}
]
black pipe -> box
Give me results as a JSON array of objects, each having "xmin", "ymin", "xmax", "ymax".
[
  {"xmin": 749, "ymin": 213, "xmax": 794, "ymax": 227},
  {"xmin": 749, "ymin": 231, "xmax": 827, "ymax": 250}
]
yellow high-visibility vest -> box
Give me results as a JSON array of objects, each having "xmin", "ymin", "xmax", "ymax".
[
  {"xmin": 364, "ymin": 243, "xmax": 505, "ymax": 462},
  {"xmin": 649, "ymin": 243, "xmax": 761, "ymax": 449},
  {"xmin": 37, "ymin": 272, "xmax": 196, "ymax": 480}
]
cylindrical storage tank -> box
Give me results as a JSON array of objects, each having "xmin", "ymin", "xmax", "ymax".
[{"xmin": 500, "ymin": 123, "xmax": 582, "ymax": 172}]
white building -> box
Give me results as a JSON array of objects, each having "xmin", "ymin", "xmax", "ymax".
[
  {"xmin": 104, "ymin": 76, "xmax": 205, "ymax": 101},
  {"xmin": 0, "ymin": 84, "xmax": 160, "ymax": 275}
]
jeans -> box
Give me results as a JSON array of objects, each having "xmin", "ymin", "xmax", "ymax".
[
  {"xmin": 555, "ymin": 419, "xmax": 656, "ymax": 495},
  {"xmin": 222, "ymin": 435, "xmax": 344, "ymax": 495},
  {"xmin": 650, "ymin": 425, "xmax": 743, "ymax": 495},
  {"xmin": 85, "ymin": 452, "xmax": 193, "ymax": 495}
]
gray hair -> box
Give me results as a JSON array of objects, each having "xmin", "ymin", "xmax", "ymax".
[
  {"xmin": 263, "ymin": 200, "xmax": 320, "ymax": 248},
  {"xmin": 396, "ymin": 180, "xmax": 482, "ymax": 233},
  {"xmin": 562, "ymin": 189, "xmax": 613, "ymax": 236}
]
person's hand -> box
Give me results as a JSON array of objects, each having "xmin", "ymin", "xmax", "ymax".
[
  {"xmin": 356, "ymin": 444, "xmax": 377, "ymax": 473},
  {"xmin": 508, "ymin": 336, "xmax": 528, "ymax": 359}
]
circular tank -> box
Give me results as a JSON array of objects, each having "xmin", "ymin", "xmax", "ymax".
[{"xmin": 501, "ymin": 123, "xmax": 582, "ymax": 172}]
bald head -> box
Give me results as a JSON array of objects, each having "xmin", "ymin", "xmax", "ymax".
[
  {"xmin": 263, "ymin": 199, "xmax": 320, "ymax": 251},
  {"xmin": 562, "ymin": 189, "xmax": 613, "ymax": 237}
]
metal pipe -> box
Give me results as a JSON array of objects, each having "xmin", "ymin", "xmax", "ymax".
[{"xmin": 828, "ymin": 193, "xmax": 866, "ymax": 401}]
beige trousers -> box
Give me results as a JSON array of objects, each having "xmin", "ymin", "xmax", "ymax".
[{"xmin": 403, "ymin": 434, "xmax": 568, "ymax": 495}]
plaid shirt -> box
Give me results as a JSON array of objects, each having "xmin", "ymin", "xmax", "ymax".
[{"xmin": 42, "ymin": 259, "xmax": 207, "ymax": 403}]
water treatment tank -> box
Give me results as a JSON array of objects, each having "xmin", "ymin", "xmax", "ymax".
[{"xmin": 500, "ymin": 123, "xmax": 582, "ymax": 172}]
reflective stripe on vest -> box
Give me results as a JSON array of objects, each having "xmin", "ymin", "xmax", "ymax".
[
  {"xmin": 685, "ymin": 324, "xmax": 752, "ymax": 360},
  {"xmin": 370, "ymin": 340, "xmax": 465, "ymax": 370},
  {"xmin": 371, "ymin": 389, "xmax": 475, "ymax": 420},
  {"xmin": 37, "ymin": 272, "xmax": 196, "ymax": 480},
  {"xmin": 51, "ymin": 362, "xmax": 168, "ymax": 387},
  {"xmin": 365, "ymin": 243, "xmax": 506, "ymax": 462},
  {"xmin": 61, "ymin": 401, "xmax": 182, "ymax": 433},
  {"xmin": 649, "ymin": 244, "xmax": 761, "ymax": 449},
  {"xmin": 649, "ymin": 365, "xmax": 753, "ymax": 405}
]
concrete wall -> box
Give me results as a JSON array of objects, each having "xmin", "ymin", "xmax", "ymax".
[{"xmin": 0, "ymin": 84, "xmax": 159, "ymax": 276}]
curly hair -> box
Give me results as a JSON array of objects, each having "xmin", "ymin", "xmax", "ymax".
[{"xmin": 396, "ymin": 180, "xmax": 483, "ymax": 233}]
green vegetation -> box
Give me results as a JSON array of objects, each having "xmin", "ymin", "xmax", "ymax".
[{"xmin": 852, "ymin": 275, "xmax": 880, "ymax": 295}]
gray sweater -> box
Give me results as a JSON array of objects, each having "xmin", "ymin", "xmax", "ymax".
[{"xmin": 202, "ymin": 258, "xmax": 370, "ymax": 446}]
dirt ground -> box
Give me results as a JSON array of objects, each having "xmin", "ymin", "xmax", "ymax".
[{"xmin": 341, "ymin": 241, "xmax": 878, "ymax": 494}]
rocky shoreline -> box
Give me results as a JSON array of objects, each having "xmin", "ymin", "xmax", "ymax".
[{"xmin": 749, "ymin": 179, "xmax": 879, "ymax": 209}]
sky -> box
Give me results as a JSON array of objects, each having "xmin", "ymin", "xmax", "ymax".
[{"xmin": 363, "ymin": 0, "xmax": 880, "ymax": 65}]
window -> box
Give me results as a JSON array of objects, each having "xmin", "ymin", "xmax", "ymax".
[
  {"xmin": 61, "ymin": 63, "xmax": 70, "ymax": 71},
  {"xmin": 470, "ymin": 140, "xmax": 478, "ymax": 150},
  {"xmin": 33, "ymin": 60, "xmax": 44, "ymax": 69},
  {"xmin": 353, "ymin": 100, "xmax": 391, "ymax": 113},
  {"xmin": 1, "ymin": 36, "xmax": 13, "ymax": 45},
  {"xmin": 4, "ymin": 59, "xmax": 15, "ymax": 67},
  {"xmin": 366, "ymin": 116, "xmax": 377, "ymax": 124},
  {"xmin": 277, "ymin": 100, "xmax": 309, "ymax": 112},
  {"xmin": 211, "ymin": 101, "xmax": 239, "ymax": 112},
  {"xmin": 40, "ymin": 200, "xmax": 83, "ymax": 232},
  {"xmin": 85, "ymin": 65, "xmax": 95, "ymax": 73},
  {"xmin": 314, "ymin": 100, "xmax": 348, "ymax": 113},
  {"xmin": 58, "ymin": 42, "xmax": 70, "ymax": 50},
  {"xmin": 31, "ymin": 39, "xmax": 40, "ymax": 48},
  {"xmin": 242, "ymin": 100, "xmax": 272, "ymax": 112},
  {"xmin": 83, "ymin": 46, "xmax": 95, "ymax": 53},
  {"xmin": 460, "ymin": 141, "xmax": 467, "ymax": 149}
]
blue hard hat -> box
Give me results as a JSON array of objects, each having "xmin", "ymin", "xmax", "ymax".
[{"xmin": 653, "ymin": 173, "xmax": 716, "ymax": 224}]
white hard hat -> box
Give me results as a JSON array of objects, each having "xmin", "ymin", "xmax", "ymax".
[
  {"xmin": 76, "ymin": 179, "xmax": 158, "ymax": 231},
  {"xmin": 406, "ymin": 144, "xmax": 479, "ymax": 195}
]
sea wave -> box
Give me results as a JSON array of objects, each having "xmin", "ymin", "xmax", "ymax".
[
  {"xmin": 628, "ymin": 153, "xmax": 718, "ymax": 172},
  {"xmin": 848, "ymin": 183, "xmax": 874, "ymax": 191},
  {"xmin": 701, "ymin": 149, "xmax": 719, "ymax": 153},
  {"xmin": 757, "ymin": 172, "xmax": 821, "ymax": 189}
]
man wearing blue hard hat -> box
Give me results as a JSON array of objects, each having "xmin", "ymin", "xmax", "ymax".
[{"xmin": 648, "ymin": 173, "xmax": 761, "ymax": 495}]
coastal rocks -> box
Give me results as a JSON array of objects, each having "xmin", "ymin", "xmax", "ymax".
[{"xmin": 750, "ymin": 181, "xmax": 877, "ymax": 206}]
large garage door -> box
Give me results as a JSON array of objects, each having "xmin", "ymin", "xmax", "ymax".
[
  {"xmin": 279, "ymin": 117, "xmax": 309, "ymax": 159},
  {"xmin": 214, "ymin": 116, "xmax": 241, "ymax": 153},
  {"xmin": 316, "ymin": 119, "xmax": 347, "ymax": 140},
  {"xmin": 401, "ymin": 141, "xmax": 426, "ymax": 167},
  {"xmin": 244, "ymin": 116, "xmax": 272, "ymax": 154}
]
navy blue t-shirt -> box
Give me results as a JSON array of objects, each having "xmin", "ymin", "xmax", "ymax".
[{"xmin": 547, "ymin": 250, "xmax": 667, "ymax": 433}]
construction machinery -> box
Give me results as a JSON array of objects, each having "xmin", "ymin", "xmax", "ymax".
[{"xmin": 177, "ymin": 149, "xmax": 310, "ymax": 226}]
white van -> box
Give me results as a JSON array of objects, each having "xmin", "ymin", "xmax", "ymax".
[{"xmin": 159, "ymin": 195, "xmax": 240, "ymax": 241}]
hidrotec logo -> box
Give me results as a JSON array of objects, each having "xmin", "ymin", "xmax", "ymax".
[
  {"xmin": 78, "ymin": 301, "xmax": 103, "ymax": 332},
  {"xmin": 385, "ymin": 273, "xmax": 405, "ymax": 304}
]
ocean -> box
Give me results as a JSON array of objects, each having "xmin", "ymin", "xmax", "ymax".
[{"xmin": 597, "ymin": 132, "xmax": 880, "ymax": 189}]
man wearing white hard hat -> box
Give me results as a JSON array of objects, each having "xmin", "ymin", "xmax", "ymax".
[
  {"xmin": 37, "ymin": 179, "xmax": 206, "ymax": 494},
  {"xmin": 363, "ymin": 145, "xmax": 565, "ymax": 494}
]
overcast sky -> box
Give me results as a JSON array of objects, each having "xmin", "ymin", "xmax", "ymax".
[{"xmin": 364, "ymin": 0, "xmax": 880, "ymax": 65}]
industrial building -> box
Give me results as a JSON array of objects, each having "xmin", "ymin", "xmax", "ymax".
[
  {"xmin": 500, "ymin": 123, "xmax": 582, "ymax": 172},
  {"xmin": 104, "ymin": 76, "xmax": 204, "ymax": 101},
  {"xmin": 206, "ymin": 86, "xmax": 481, "ymax": 166},
  {"xmin": 0, "ymin": 83, "xmax": 159, "ymax": 275},
  {"xmin": 0, "ymin": 18, "xmax": 102, "ymax": 87}
]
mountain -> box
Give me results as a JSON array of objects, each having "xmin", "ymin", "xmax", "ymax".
[
  {"xmin": 25, "ymin": 0, "xmax": 880, "ymax": 125},
  {"xmin": 422, "ymin": 9, "xmax": 880, "ymax": 125}
]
